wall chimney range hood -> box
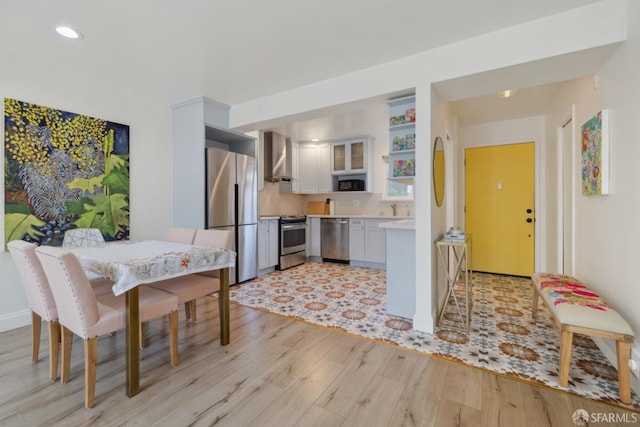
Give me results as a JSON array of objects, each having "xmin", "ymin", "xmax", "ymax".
[{"xmin": 263, "ymin": 131, "xmax": 293, "ymax": 182}]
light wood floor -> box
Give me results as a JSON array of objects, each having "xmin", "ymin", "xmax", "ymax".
[{"xmin": 0, "ymin": 297, "xmax": 635, "ymax": 427}]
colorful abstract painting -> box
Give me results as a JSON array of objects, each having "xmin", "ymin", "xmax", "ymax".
[
  {"xmin": 581, "ymin": 110, "xmax": 609, "ymax": 195},
  {"xmin": 4, "ymin": 98, "xmax": 130, "ymax": 247}
]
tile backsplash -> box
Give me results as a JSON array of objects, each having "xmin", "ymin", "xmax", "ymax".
[
  {"xmin": 259, "ymin": 182, "xmax": 413, "ymax": 217},
  {"xmin": 307, "ymin": 192, "xmax": 413, "ymax": 217},
  {"xmin": 258, "ymin": 182, "xmax": 305, "ymax": 215}
]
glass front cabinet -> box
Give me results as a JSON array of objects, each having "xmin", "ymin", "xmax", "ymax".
[{"xmin": 331, "ymin": 138, "xmax": 367, "ymax": 175}]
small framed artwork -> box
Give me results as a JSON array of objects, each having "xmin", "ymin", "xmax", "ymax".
[{"xmin": 581, "ymin": 110, "xmax": 609, "ymax": 195}]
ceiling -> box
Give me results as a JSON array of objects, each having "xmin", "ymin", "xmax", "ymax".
[
  {"xmin": 448, "ymin": 83, "xmax": 569, "ymax": 127},
  {"xmin": 0, "ymin": 0, "xmax": 608, "ymax": 130}
]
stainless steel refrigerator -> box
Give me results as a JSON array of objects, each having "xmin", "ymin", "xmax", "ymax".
[{"xmin": 206, "ymin": 147, "xmax": 258, "ymax": 284}]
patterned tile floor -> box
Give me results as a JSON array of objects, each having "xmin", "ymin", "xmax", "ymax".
[{"xmin": 230, "ymin": 262, "xmax": 639, "ymax": 410}]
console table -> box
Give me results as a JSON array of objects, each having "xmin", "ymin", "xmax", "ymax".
[{"xmin": 436, "ymin": 235, "xmax": 472, "ymax": 331}]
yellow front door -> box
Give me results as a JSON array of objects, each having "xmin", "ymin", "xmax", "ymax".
[{"xmin": 465, "ymin": 143, "xmax": 535, "ymax": 276}]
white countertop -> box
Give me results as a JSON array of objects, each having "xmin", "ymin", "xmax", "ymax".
[
  {"xmin": 305, "ymin": 214, "xmax": 412, "ymax": 220},
  {"xmin": 259, "ymin": 214, "xmax": 415, "ymax": 222},
  {"xmin": 378, "ymin": 219, "xmax": 415, "ymax": 230}
]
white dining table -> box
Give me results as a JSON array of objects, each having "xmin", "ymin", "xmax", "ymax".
[{"xmin": 69, "ymin": 240, "xmax": 235, "ymax": 397}]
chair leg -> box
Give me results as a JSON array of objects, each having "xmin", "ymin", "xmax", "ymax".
[
  {"xmin": 139, "ymin": 322, "xmax": 146, "ymax": 349},
  {"xmin": 559, "ymin": 328, "xmax": 573, "ymax": 387},
  {"xmin": 61, "ymin": 326, "xmax": 73, "ymax": 384},
  {"xmin": 531, "ymin": 288, "xmax": 539, "ymax": 319},
  {"xmin": 84, "ymin": 338, "xmax": 98, "ymax": 408},
  {"xmin": 184, "ymin": 301, "xmax": 191, "ymax": 322},
  {"xmin": 191, "ymin": 300, "xmax": 197, "ymax": 322},
  {"xmin": 616, "ymin": 340, "xmax": 632, "ymax": 404},
  {"xmin": 169, "ymin": 311, "xmax": 178, "ymax": 367},
  {"xmin": 48, "ymin": 321, "xmax": 61, "ymax": 381},
  {"xmin": 31, "ymin": 311, "xmax": 41, "ymax": 363}
]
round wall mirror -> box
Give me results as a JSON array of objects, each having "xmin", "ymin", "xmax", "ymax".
[{"xmin": 433, "ymin": 136, "xmax": 445, "ymax": 207}]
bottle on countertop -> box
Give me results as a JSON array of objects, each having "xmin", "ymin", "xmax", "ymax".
[{"xmin": 325, "ymin": 198, "xmax": 335, "ymax": 215}]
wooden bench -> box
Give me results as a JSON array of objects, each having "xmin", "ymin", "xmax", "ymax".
[{"xmin": 531, "ymin": 272, "xmax": 635, "ymax": 404}]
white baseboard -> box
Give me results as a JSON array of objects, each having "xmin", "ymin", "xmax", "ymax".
[
  {"xmin": 258, "ymin": 266, "xmax": 275, "ymax": 277},
  {"xmin": 0, "ymin": 309, "xmax": 31, "ymax": 333},
  {"xmin": 413, "ymin": 310, "xmax": 435, "ymax": 334},
  {"xmin": 349, "ymin": 260, "xmax": 385, "ymax": 270},
  {"xmin": 591, "ymin": 336, "xmax": 640, "ymax": 396}
]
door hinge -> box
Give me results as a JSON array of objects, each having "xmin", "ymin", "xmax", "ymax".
[{"xmin": 464, "ymin": 158, "xmax": 466, "ymax": 166}]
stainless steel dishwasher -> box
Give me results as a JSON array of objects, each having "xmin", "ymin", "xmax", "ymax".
[{"xmin": 321, "ymin": 218, "xmax": 349, "ymax": 262}]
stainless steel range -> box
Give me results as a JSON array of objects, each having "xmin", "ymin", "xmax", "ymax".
[{"xmin": 278, "ymin": 215, "xmax": 307, "ymax": 270}]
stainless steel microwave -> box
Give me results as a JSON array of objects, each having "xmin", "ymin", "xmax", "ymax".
[{"xmin": 338, "ymin": 179, "xmax": 365, "ymax": 191}]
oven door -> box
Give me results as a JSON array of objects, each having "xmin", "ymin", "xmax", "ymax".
[{"xmin": 281, "ymin": 222, "xmax": 306, "ymax": 255}]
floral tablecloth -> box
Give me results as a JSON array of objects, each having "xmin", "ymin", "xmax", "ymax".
[{"xmin": 70, "ymin": 240, "xmax": 235, "ymax": 296}]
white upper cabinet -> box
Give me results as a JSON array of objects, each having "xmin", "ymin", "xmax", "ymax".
[
  {"xmin": 331, "ymin": 138, "xmax": 367, "ymax": 175},
  {"xmin": 317, "ymin": 145, "xmax": 332, "ymax": 192},
  {"xmin": 297, "ymin": 142, "xmax": 331, "ymax": 194}
]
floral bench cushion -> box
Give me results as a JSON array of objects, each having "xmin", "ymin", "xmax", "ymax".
[{"xmin": 531, "ymin": 273, "xmax": 634, "ymax": 336}]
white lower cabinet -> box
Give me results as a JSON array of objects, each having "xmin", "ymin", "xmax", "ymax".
[
  {"xmin": 308, "ymin": 217, "xmax": 322, "ymax": 257},
  {"xmin": 349, "ymin": 219, "xmax": 365, "ymax": 261},
  {"xmin": 365, "ymin": 220, "xmax": 386, "ymax": 264},
  {"xmin": 349, "ymin": 218, "xmax": 386, "ymax": 267},
  {"xmin": 258, "ymin": 219, "xmax": 279, "ymax": 271},
  {"xmin": 268, "ymin": 220, "xmax": 278, "ymax": 267}
]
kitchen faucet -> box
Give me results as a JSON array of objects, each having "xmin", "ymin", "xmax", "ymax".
[{"xmin": 391, "ymin": 203, "xmax": 397, "ymax": 216}]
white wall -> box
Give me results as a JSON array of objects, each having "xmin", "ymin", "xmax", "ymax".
[
  {"xmin": 430, "ymin": 90, "xmax": 454, "ymax": 318},
  {"xmin": 544, "ymin": 1, "xmax": 640, "ymax": 371},
  {"xmin": 412, "ymin": 84, "xmax": 434, "ymax": 331},
  {"xmin": 0, "ymin": 53, "xmax": 174, "ymax": 332}
]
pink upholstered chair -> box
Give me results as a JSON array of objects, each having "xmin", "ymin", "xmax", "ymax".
[
  {"xmin": 7, "ymin": 240, "xmax": 113, "ymax": 382},
  {"xmin": 7, "ymin": 240, "xmax": 61, "ymax": 381},
  {"xmin": 165, "ymin": 227, "xmax": 196, "ymax": 245},
  {"xmin": 35, "ymin": 246, "xmax": 180, "ymax": 408},
  {"xmin": 150, "ymin": 229, "xmax": 233, "ymax": 322}
]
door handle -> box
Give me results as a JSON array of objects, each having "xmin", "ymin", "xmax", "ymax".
[{"xmin": 526, "ymin": 218, "xmax": 533, "ymax": 223}]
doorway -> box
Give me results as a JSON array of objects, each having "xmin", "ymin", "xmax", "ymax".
[{"xmin": 465, "ymin": 142, "xmax": 535, "ymax": 276}]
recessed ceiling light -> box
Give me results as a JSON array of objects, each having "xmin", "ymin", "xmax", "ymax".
[
  {"xmin": 311, "ymin": 138, "xmax": 319, "ymax": 142},
  {"xmin": 498, "ymin": 89, "xmax": 517, "ymax": 98},
  {"xmin": 55, "ymin": 25, "xmax": 84, "ymax": 40}
]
